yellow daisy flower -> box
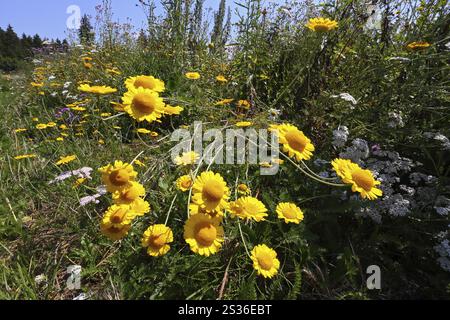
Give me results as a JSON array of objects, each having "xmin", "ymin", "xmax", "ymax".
[
  {"xmin": 176, "ymin": 175, "xmax": 193, "ymax": 192},
  {"xmin": 306, "ymin": 17, "xmax": 338, "ymax": 32},
  {"xmin": 36, "ymin": 124, "xmax": 48, "ymax": 130},
  {"xmin": 163, "ymin": 105, "xmax": 184, "ymax": 115},
  {"xmin": 128, "ymin": 198, "xmax": 151, "ymax": 218},
  {"xmin": 251, "ymin": 244, "xmax": 280, "ymax": 279},
  {"xmin": 55, "ymin": 155, "xmax": 77, "ymax": 166},
  {"xmin": 216, "ymin": 75, "xmax": 228, "ymax": 83},
  {"xmin": 237, "ymin": 184, "xmax": 251, "ymax": 195},
  {"xmin": 407, "ymin": 41, "xmax": 431, "ymax": 50},
  {"xmin": 134, "ymin": 159, "xmax": 146, "ymax": 167},
  {"xmin": 337, "ymin": 160, "xmax": 383, "ymax": 200},
  {"xmin": 125, "ymin": 75, "xmax": 166, "ymax": 93},
  {"xmin": 174, "ymin": 151, "xmax": 200, "ymax": 166},
  {"xmin": 121, "ymin": 87, "xmax": 166, "ymax": 123},
  {"xmin": 192, "ymin": 171, "xmax": 230, "ymax": 212},
  {"xmin": 14, "ymin": 154, "xmax": 37, "ymax": 160},
  {"xmin": 229, "ymin": 197, "xmax": 268, "ymax": 222},
  {"xmin": 102, "ymin": 204, "xmax": 134, "ymax": 229},
  {"xmin": 141, "ymin": 224, "xmax": 174, "ymax": 257},
  {"xmin": 215, "ymin": 98, "xmax": 234, "ymax": 106},
  {"xmin": 101, "ymin": 223, "xmax": 131, "ymax": 241},
  {"xmin": 272, "ymin": 123, "xmax": 315, "ymax": 161},
  {"xmin": 31, "ymin": 82, "xmax": 44, "ymax": 87},
  {"xmin": 99, "ymin": 160, "xmax": 138, "ymax": 193},
  {"xmin": 235, "ymin": 121, "xmax": 253, "ymax": 127},
  {"xmin": 183, "ymin": 213, "xmax": 224, "ymax": 256},
  {"xmin": 185, "ymin": 72, "xmax": 201, "ymax": 80},
  {"xmin": 331, "ymin": 158, "xmax": 353, "ymax": 181},
  {"xmin": 189, "ymin": 203, "xmax": 224, "ymax": 218},
  {"xmin": 112, "ymin": 181, "xmax": 146, "ymax": 205},
  {"xmin": 78, "ymin": 84, "xmax": 117, "ymax": 95},
  {"xmin": 276, "ymin": 202, "xmax": 304, "ymax": 224},
  {"xmin": 237, "ymin": 100, "xmax": 251, "ymax": 109}
]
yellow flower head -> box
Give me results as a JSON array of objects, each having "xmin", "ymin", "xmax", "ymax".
[
  {"xmin": 306, "ymin": 17, "xmax": 338, "ymax": 32},
  {"xmin": 14, "ymin": 154, "xmax": 37, "ymax": 160},
  {"xmin": 251, "ymin": 244, "xmax": 280, "ymax": 279},
  {"xmin": 102, "ymin": 204, "xmax": 134, "ymax": 229},
  {"xmin": 101, "ymin": 223, "xmax": 131, "ymax": 241},
  {"xmin": 235, "ymin": 121, "xmax": 253, "ymax": 127},
  {"xmin": 237, "ymin": 184, "xmax": 251, "ymax": 196},
  {"xmin": 192, "ymin": 171, "xmax": 230, "ymax": 212},
  {"xmin": 99, "ymin": 160, "xmax": 138, "ymax": 193},
  {"xmin": 407, "ymin": 41, "xmax": 431, "ymax": 50},
  {"xmin": 237, "ymin": 100, "xmax": 251, "ymax": 109},
  {"xmin": 216, "ymin": 75, "xmax": 228, "ymax": 83},
  {"xmin": 121, "ymin": 87, "xmax": 166, "ymax": 123},
  {"xmin": 176, "ymin": 175, "xmax": 194, "ymax": 192},
  {"xmin": 78, "ymin": 84, "xmax": 117, "ymax": 95},
  {"xmin": 141, "ymin": 224, "xmax": 174, "ymax": 257},
  {"xmin": 332, "ymin": 158, "xmax": 383, "ymax": 200},
  {"xmin": 229, "ymin": 197, "xmax": 268, "ymax": 222},
  {"xmin": 276, "ymin": 202, "xmax": 304, "ymax": 224},
  {"xmin": 36, "ymin": 124, "xmax": 48, "ymax": 130},
  {"xmin": 215, "ymin": 98, "xmax": 234, "ymax": 106},
  {"xmin": 184, "ymin": 213, "xmax": 224, "ymax": 256},
  {"xmin": 128, "ymin": 198, "xmax": 151, "ymax": 218},
  {"xmin": 189, "ymin": 203, "xmax": 224, "ymax": 218},
  {"xmin": 112, "ymin": 181, "xmax": 146, "ymax": 205},
  {"xmin": 125, "ymin": 75, "xmax": 166, "ymax": 93},
  {"xmin": 163, "ymin": 105, "xmax": 184, "ymax": 115},
  {"xmin": 55, "ymin": 155, "xmax": 77, "ymax": 166},
  {"xmin": 174, "ymin": 151, "xmax": 200, "ymax": 166},
  {"xmin": 273, "ymin": 123, "xmax": 315, "ymax": 161},
  {"xmin": 15, "ymin": 128, "xmax": 27, "ymax": 133},
  {"xmin": 185, "ymin": 72, "xmax": 201, "ymax": 80}
]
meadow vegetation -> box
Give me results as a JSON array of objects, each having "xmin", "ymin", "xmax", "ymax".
[{"xmin": 0, "ymin": 0, "xmax": 449, "ymax": 299}]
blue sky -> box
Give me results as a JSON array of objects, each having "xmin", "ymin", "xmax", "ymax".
[{"xmin": 0, "ymin": 0, "xmax": 238, "ymax": 40}]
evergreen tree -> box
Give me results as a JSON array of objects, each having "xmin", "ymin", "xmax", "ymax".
[
  {"xmin": 211, "ymin": 0, "xmax": 227, "ymax": 48},
  {"xmin": 32, "ymin": 34, "xmax": 43, "ymax": 48},
  {"xmin": 79, "ymin": 14, "xmax": 95, "ymax": 45}
]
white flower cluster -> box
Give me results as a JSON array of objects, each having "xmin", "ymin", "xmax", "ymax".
[
  {"xmin": 331, "ymin": 93, "xmax": 358, "ymax": 109},
  {"xmin": 79, "ymin": 186, "xmax": 107, "ymax": 207},
  {"xmin": 339, "ymin": 138, "xmax": 370, "ymax": 164},
  {"xmin": 332, "ymin": 126, "xmax": 349, "ymax": 148},
  {"xmin": 48, "ymin": 167, "xmax": 93, "ymax": 184},
  {"xmin": 424, "ymin": 132, "xmax": 450, "ymax": 150},
  {"xmin": 434, "ymin": 233, "xmax": 450, "ymax": 272},
  {"xmin": 387, "ymin": 111, "xmax": 405, "ymax": 128},
  {"xmin": 434, "ymin": 196, "xmax": 450, "ymax": 216}
]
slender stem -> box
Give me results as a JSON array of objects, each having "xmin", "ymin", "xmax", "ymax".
[
  {"xmin": 237, "ymin": 220, "xmax": 251, "ymax": 259},
  {"xmin": 165, "ymin": 194, "xmax": 178, "ymax": 226}
]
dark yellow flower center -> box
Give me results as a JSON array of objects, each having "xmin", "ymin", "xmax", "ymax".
[
  {"xmin": 194, "ymin": 222, "xmax": 217, "ymax": 246},
  {"xmin": 314, "ymin": 24, "xmax": 330, "ymax": 32},
  {"xmin": 149, "ymin": 234, "xmax": 167, "ymax": 249},
  {"xmin": 202, "ymin": 180, "xmax": 224, "ymax": 202},
  {"xmin": 181, "ymin": 179, "xmax": 192, "ymax": 189},
  {"xmin": 257, "ymin": 252, "xmax": 274, "ymax": 270},
  {"xmin": 110, "ymin": 208, "xmax": 127, "ymax": 224},
  {"xmin": 285, "ymin": 130, "xmax": 308, "ymax": 153},
  {"xmin": 282, "ymin": 208, "xmax": 297, "ymax": 219},
  {"xmin": 110, "ymin": 169, "xmax": 130, "ymax": 186},
  {"xmin": 122, "ymin": 186, "xmax": 140, "ymax": 202},
  {"xmin": 132, "ymin": 93, "xmax": 156, "ymax": 114},
  {"xmin": 352, "ymin": 169, "xmax": 374, "ymax": 191},
  {"xmin": 134, "ymin": 76, "xmax": 157, "ymax": 90}
]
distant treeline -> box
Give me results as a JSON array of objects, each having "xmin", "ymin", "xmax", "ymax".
[{"xmin": 0, "ymin": 25, "xmax": 68, "ymax": 72}]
